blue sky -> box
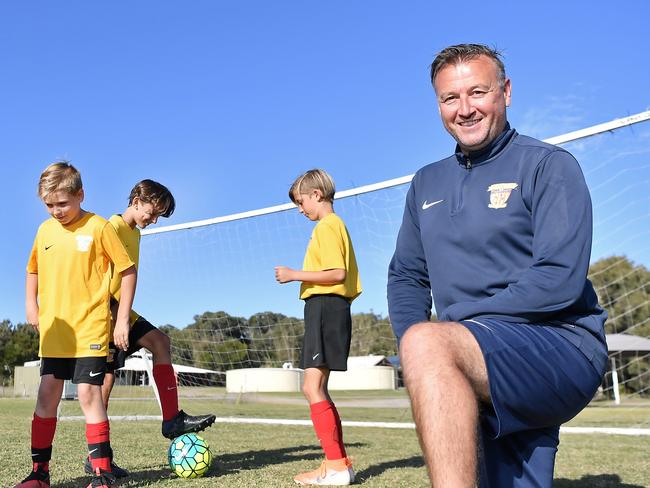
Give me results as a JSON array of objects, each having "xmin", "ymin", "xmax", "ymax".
[{"xmin": 1, "ymin": 1, "xmax": 649, "ymax": 328}]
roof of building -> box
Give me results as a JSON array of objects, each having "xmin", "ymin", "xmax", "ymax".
[
  {"xmin": 606, "ymin": 333, "xmax": 650, "ymax": 352},
  {"xmin": 346, "ymin": 355, "xmax": 392, "ymax": 368}
]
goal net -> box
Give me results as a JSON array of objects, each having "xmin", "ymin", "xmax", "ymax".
[{"xmin": 57, "ymin": 111, "xmax": 650, "ymax": 423}]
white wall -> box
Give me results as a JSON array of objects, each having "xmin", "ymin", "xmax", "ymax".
[{"xmin": 226, "ymin": 365, "xmax": 397, "ymax": 393}]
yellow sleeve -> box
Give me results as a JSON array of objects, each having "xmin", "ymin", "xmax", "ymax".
[
  {"xmin": 313, "ymin": 220, "xmax": 346, "ymax": 271},
  {"xmin": 100, "ymin": 222, "xmax": 134, "ymax": 273},
  {"xmin": 26, "ymin": 234, "xmax": 38, "ymax": 274}
]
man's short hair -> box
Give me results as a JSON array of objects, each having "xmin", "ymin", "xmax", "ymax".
[
  {"xmin": 289, "ymin": 169, "xmax": 336, "ymax": 204},
  {"xmin": 128, "ymin": 179, "xmax": 176, "ymax": 218},
  {"xmin": 38, "ymin": 161, "xmax": 83, "ymax": 199},
  {"xmin": 430, "ymin": 43, "xmax": 506, "ymax": 88}
]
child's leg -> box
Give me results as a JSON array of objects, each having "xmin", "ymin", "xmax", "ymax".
[
  {"xmin": 101, "ymin": 372, "xmax": 116, "ymax": 412},
  {"xmin": 139, "ymin": 328, "xmax": 172, "ymax": 365},
  {"xmin": 302, "ymin": 366, "xmax": 331, "ymax": 403},
  {"xmin": 15, "ymin": 373, "xmax": 62, "ymax": 486},
  {"xmin": 303, "ymin": 367, "xmax": 347, "ymax": 460},
  {"xmin": 32, "ymin": 375, "xmax": 63, "ymax": 464},
  {"xmin": 293, "ymin": 297, "xmax": 354, "ymax": 484},
  {"xmin": 130, "ymin": 317, "xmax": 215, "ymax": 438},
  {"xmin": 35, "ymin": 374, "xmax": 64, "ymax": 418},
  {"xmin": 137, "ymin": 328, "xmax": 178, "ymax": 420},
  {"xmin": 78, "ymin": 383, "xmax": 112, "ymax": 472},
  {"xmin": 87, "ymin": 349, "xmax": 129, "ymax": 478}
]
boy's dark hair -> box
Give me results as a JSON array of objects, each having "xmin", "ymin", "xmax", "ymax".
[
  {"xmin": 128, "ymin": 179, "xmax": 176, "ymax": 218},
  {"xmin": 430, "ymin": 43, "xmax": 506, "ymax": 88}
]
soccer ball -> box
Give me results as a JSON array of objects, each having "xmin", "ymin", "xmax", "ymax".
[{"xmin": 167, "ymin": 433, "xmax": 213, "ymax": 478}]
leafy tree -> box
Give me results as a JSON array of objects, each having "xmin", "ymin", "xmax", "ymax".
[
  {"xmin": 187, "ymin": 311, "xmax": 250, "ymax": 343},
  {"xmin": 265, "ymin": 315, "xmax": 304, "ymax": 367},
  {"xmin": 158, "ymin": 324, "xmax": 177, "ymax": 335},
  {"xmin": 589, "ymin": 255, "xmax": 650, "ymax": 397},
  {"xmin": 589, "ymin": 255, "xmax": 650, "ymax": 337},
  {"xmin": 0, "ymin": 320, "xmax": 39, "ymax": 383},
  {"xmin": 249, "ymin": 312, "xmax": 289, "ymax": 334},
  {"xmin": 0, "ymin": 320, "xmax": 14, "ymax": 382},
  {"xmin": 350, "ymin": 312, "xmax": 397, "ymax": 357}
]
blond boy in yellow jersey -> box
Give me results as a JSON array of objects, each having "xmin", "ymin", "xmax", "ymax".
[
  {"xmin": 275, "ymin": 169, "xmax": 361, "ymax": 486},
  {"xmin": 16, "ymin": 162, "xmax": 136, "ymax": 488},
  {"xmin": 86, "ymin": 180, "xmax": 215, "ymax": 477}
]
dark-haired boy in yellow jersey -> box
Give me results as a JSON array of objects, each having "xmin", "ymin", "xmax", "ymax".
[
  {"xmin": 85, "ymin": 180, "xmax": 215, "ymax": 477},
  {"xmin": 16, "ymin": 162, "xmax": 136, "ymax": 488}
]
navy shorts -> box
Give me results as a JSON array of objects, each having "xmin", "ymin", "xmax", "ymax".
[
  {"xmin": 106, "ymin": 316, "xmax": 158, "ymax": 372},
  {"xmin": 41, "ymin": 356, "xmax": 107, "ymax": 385},
  {"xmin": 300, "ymin": 294, "xmax": 352, "ymax": 371},
  {"xmin": 460, "ymin": 319, "xmax": 604, "ymax": 488}
]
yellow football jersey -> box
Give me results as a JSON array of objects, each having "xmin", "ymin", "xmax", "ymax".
[
  {"xmin": 26, "ymin": 213, "xmax": 134, "ymax": 358},
  {"xmin": 300, "ymin": 213, "xmax": 362, "ymax": 301},
  {"xmin": 108, "ymin": 214, "xmax": 141, "ymax": 323}
]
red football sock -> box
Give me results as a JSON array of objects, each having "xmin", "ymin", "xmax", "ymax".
[
  {"xmin": 153, "ymin": 364, "xmax": 179, "ymax": 421},
  {"xmin": 332, "ymin": 406, "xmax": 344, "ymax": 448},
  {"xmin": 310, "ymin": 400, "xmax": 347, "ymax": 460},
  {"xmin": 31, "ymin": 414, "xmax": 57, "ymax": 465},
  {"xmin": 86, "ymin": 421, "xmax": 111, "ymax": 472}
]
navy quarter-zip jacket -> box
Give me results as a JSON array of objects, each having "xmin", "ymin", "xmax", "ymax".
[{"xmin": 388, "ymin": 126, "xmax": 607, "ymax": 368}]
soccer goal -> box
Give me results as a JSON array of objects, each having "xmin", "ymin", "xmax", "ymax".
[{"xmin": 57, "ymin": 110, "xmax": 650, "ymax": 425}]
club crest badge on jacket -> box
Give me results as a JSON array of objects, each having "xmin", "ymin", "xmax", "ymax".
[{"xmin": 487, "ymin": 183, "xmax": 518, "ymax": 209}]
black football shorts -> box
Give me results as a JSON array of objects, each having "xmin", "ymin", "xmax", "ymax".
[{"xmin": 300, "ymin": 294, "xmax": 352, "ymax": 371}]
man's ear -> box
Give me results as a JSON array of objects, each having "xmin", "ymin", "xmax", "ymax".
[{"xmin": 503, "ymin": 77, "xmax": 512, "ymax": 107}]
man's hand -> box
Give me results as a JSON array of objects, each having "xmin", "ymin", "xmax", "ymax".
[
  {"xmin": 274, "ymin": 266, "xmax": 295, "ymax": 284},
  {"xmin": 113, "ymin": 319, "xmax": 130, "ymax": 352}
]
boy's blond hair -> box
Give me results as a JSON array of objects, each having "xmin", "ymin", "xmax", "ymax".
[
  {"xmin": 289, "ymin": 169, "xmax": 336, "ymax": 204},
  {"xmin": 38, "ymin": 161, "xmax": 83, "ymax": 199}
]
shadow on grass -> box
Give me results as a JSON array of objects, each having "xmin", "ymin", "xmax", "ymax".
[
  {"xmin": 555, "ymin": 474, "xmax": 645, "ymax": 488},
  {"xmin": 54, "ymin": 443, "xmax": 373, "ymax": 485},
  {"xmin": 355, "ymin": 455, "xmax": 425, "ymax": 482},
  {"xmin": 56, "ymin": 467, "xmax": 171, "ymax": 488},
  {"xmin": 211, "ymin": 442, "xmax": 367, "ymax": 476}
]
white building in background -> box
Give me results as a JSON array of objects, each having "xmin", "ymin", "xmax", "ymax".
[{"xmin": 226, "ymin": 355, "xmax": 398, "ymax": 393}]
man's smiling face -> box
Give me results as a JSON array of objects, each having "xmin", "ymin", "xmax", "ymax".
[{"xmin": 434, "ymin": 55, "xmax": 511, "ymax": 154}]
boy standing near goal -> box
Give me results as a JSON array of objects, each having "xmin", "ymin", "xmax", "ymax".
[
  {"xmin": 17, "ymin": 162, "xmax": 137, "ymax": 488},
  {"xmin": 86, "ymin": 179, "xmax": 216, "ymax": 477},
  {"xmin": 275, "ymin": 169, "xmax": 361, "ymax": 486}
]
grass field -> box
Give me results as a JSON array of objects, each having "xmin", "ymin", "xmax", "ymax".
[{"xmin": 1, "ymin": 390, "xmax": 649, "ymax": 487}]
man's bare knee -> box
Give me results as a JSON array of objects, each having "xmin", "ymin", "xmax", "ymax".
[
  {"xmin": 400, "ymin": 322, "xmax": 434, "ymax": 357},
  {"xmin": 400, "ymin": 321, "xmax": 463, "ymax": 361},
  {"xmin": 400, "ymin": 321, "xmax": 489, "ymax": 400}
]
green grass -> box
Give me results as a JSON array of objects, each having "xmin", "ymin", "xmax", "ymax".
[
  {"xmin": 2, "ymin": 394, "xmax": 649, "ymax": 487},
  {"xmin": 565, "ymin": 405, "xmax": 650, "ymax": 429}
]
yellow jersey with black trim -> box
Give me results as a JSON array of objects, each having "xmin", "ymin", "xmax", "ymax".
[
  {"xmin": 108, "ymin": 214, "xmax": 141, "ymax": 324},
  {"xmin": 26, "ymin": 213, "xmax": 135, "ymax": 358},
  {"xmin": 300, "ymin": 213, "xmax": 362, "ymax": 301}
]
